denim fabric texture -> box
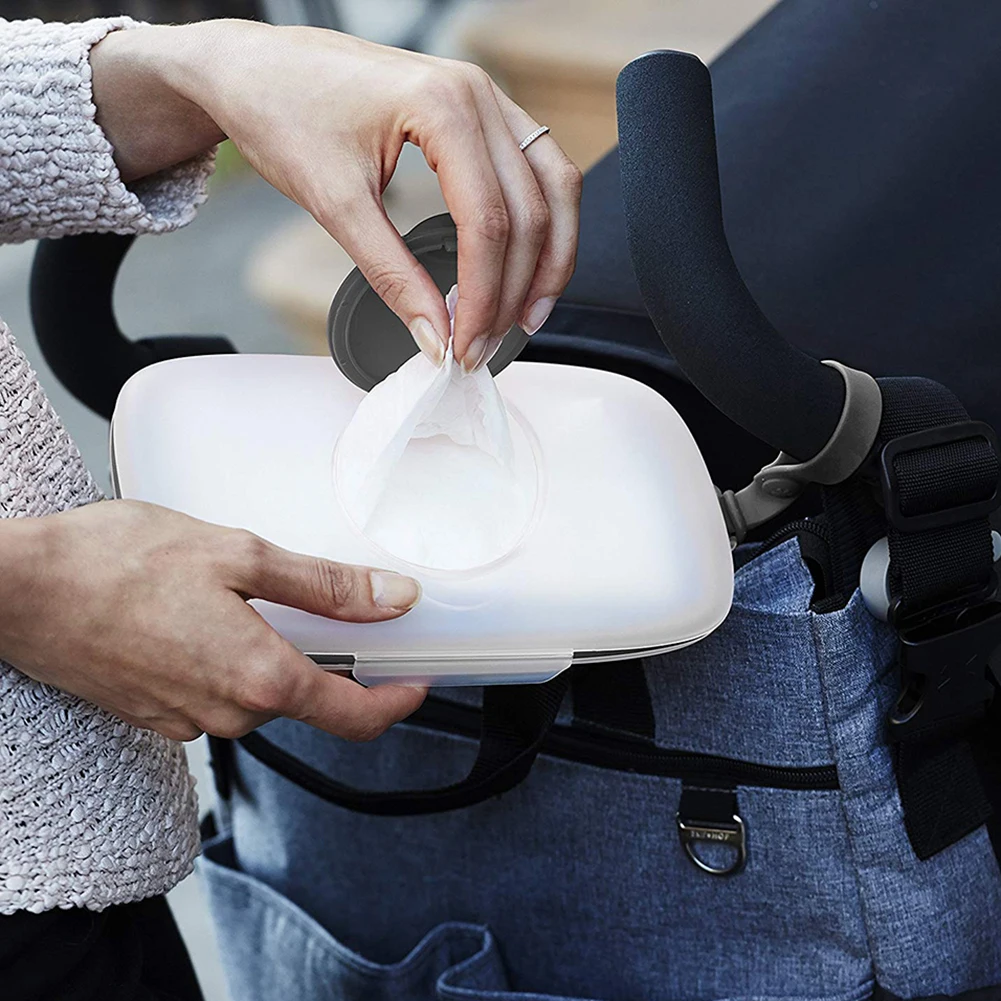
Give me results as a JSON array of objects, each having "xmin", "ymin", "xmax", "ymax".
[
  {"xmin": 813, "ymin": 592, "xmax": 1001, "ymax": 997},
  {"xmin": 201, "ymin": 541, "xmax": 1001, "ymax": 1000}
]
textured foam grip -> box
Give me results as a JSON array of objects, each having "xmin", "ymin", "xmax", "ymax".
[{"xmin": 616, "ymin": 50, "xmax": 844, "ymax": 460}]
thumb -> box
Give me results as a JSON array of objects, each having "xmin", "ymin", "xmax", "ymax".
[
  {"xmin": 323, "ymin": 194, "xmax": 451, "ymax": 366},
  {"xmin": 290, "ymin": 667, "xmax": 427, "ymax": 743},
  {"xmin": 236, "ymin": 539, "xmax": 422, "ymax": 623}
]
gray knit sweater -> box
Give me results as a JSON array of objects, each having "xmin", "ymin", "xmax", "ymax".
[{"xmin": 0, "ymin": 17, "xmax": 215, "ymax": 913}]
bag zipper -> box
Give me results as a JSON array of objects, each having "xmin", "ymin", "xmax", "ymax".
[
  {"xmin": 756, "ymin": 517, "xmax": 837, "ymax": 603},
  {"xmin": 412, "ymin": 697, "xmax": 839, "ymax": 791},
  {"xmin": 761, "ymin": 516, "xmax": 831, "ymax": 552}
]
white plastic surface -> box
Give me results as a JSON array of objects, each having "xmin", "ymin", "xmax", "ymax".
[
  {"xmin": 111, "ymin": 355, "xmax": 734, "ymax": 684},
  {"xmin": 352, "ymin": 650, "xmax": 574, "ymax": 687}
]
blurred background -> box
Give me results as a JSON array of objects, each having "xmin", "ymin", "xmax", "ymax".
[{"xmin": 2, "ymin": 2, "xmax": 776, "ymax": 996}]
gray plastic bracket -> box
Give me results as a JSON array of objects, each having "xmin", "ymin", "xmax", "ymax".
[{"xmin": 719, "ymin": 360, "xmax": 882, "ymax": 547}]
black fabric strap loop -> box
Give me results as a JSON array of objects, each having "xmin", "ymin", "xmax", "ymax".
[
  {"xmin": 235, "ymin": 673, "xmax": 571, "ymax": 816},
  {"xmin": 896, "ymin": 733, "xmax": 994, "ymax": 861},
  {"xmin": 571, "ymin": 661, "xmax": 656, "ymax": 741},
  {"xmin": 819, "ymin": 376, "xmax": 1001, "ymax": 860},
  {"xmin": 877, "ymin": 378, "xmax": 997, "ymax": 621},
  {"xmin": 871, "ymin": 378, "xmax": 999, "ymax": 859}
]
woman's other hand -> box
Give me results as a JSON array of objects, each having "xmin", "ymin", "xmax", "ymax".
[
  {"xmin": 0, "ymin": 500, "xmax": 425, "ymax": 742},
  {"xmin": 91, "ymin": 20, "xmax": 582, "ymax": 371}
]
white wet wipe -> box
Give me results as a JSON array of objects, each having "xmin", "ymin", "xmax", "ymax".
[{"xmin": 335, "ymin": 286, "xmax": 537, "ymax": 571}]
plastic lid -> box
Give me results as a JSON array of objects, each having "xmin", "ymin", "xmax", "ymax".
[{"xmin": 327, "ymin": 213, "xmax": 531, "ymax": 391}]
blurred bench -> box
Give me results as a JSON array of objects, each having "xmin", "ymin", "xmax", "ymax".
[{"xmin": 463, "ymin": 0, "xmax": 777, "ymax": 170}]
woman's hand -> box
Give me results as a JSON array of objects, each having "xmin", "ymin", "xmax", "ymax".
[
  {"xmin": 91, "ymin": 20, "xmax": 582, "ymax": 371},
  {"xmin": 0, "ymin": 500, "xmax": 425, "ymax": 742}
]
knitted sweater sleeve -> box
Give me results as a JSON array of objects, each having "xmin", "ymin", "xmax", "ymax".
[{"xmin": 0, "ymin": 17, "xmax": 215, "ymax": 245}]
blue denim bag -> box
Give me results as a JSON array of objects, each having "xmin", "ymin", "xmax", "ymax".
[{"xmin": 200, "ymin": 539, "xmax": 1001, "ymax": 1001}]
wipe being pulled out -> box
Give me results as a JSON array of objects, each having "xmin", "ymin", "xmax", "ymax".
[{"xmin": 335, "ymin": 287, "xmax": 538, "ymax": 571}]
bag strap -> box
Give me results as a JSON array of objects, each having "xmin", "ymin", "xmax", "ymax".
[
  {"xmin": 877, "ymin": 378, "xmax": 998, "ymax": 620},
  {"xmin": 876, "ymin": 378, "xmax": 1001, "ymax": 858},
  {"xmin": 570, "ymin": 660, "xmax": 655, "ymax": 741},
  {"xmin": 233, "ymin": 672, "xmax": 570, "ymax": 816},
  {"xmin": 210, "ymin": 663, "xmax": 656, "ymax": 817},
  {"xmin": 819, "ymin": 376, "xmax": 1001, "ymax": 859}
]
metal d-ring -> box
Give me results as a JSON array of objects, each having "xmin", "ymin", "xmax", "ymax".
[{"xmin": 677, "ymin": 813, "xmax": 747, "ymax": 876}]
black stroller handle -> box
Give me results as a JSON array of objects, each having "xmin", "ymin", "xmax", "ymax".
[
  {"xmin": 30, "ymin": 232, "xmax": 235, "ymax": 420},
  {"xmin": 616, "ymin": 50, "xmax": 845, "ymax": 462}
]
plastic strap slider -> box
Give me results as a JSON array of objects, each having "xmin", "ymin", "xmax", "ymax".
[{"xmin": 719, "ymin": 360, "xmax": 882, "ymax": 545}]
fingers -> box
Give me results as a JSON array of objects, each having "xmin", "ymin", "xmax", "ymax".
[
  {"xmin": 304, "ymin": 62, "xmax": 579, "ymax": 374},
  {"xmin": 231, "ymin": 630, "xmax": 426, "ymax": 743},
  {"xmin": 191, "ymin": 633, "xmax": 425, "ymax": 743},
  {"xmin": 422, "ymin": 69, "xmax": 581, "ymax": 368},
  {"xmin": 317, "ymin": 190, "xmax": 451, "ymax": 366},
  {"xmin": 210, "ymin": 533, "xmax": 424, "ymax": 742},
  {"xmin": 291, "ymin": 666, "xmax": 427, "ymax": 742},
  {"xmin": 458, "ymin": 79, "xmax": 550, "ymax": 372},
  {"xmin": 489, "ymin": 84, "xmax": 582, "ymax": 336},
  {"xmin": 228, "ymin": 532, "xmax": 422, "ymax": 622},
  {"xmin": 426, "ymin": 100, "xmax": 511, "ymax": 365}
]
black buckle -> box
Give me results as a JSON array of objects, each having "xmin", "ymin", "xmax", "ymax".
[
  {"xmin": 880, "ymin": 421, "xmax": 1000, "ymax": 532},
  {"xmin": 889, "ymin": 595, "xmax": 1001, "ymax": 740}
]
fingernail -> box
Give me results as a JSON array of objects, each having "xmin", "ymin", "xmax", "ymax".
[
  {"xmin": 481, "ymin": 334, "xmax": 505, "ymax": 371},
  {"xmin": 370, "ymin": 571, "xmax": 422, "ymax": 611},
  {"xmin": 461, "ymin": 334, "xmax": 490, "ymax": 374},
  {"xmin": 520, "ymin": 296, "xmax": 557, "ymax": 336},
  {"xmin": 409, "ymin": 317, "xmax": 446, "ymax": 367}
]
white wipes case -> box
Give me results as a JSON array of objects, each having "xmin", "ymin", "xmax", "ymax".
[
  {"xmin": 111, "ymin": 214, "xmax": 731, "ymax": 686},
  {"xmin": 111, "ymin": 352, "xmax": 734, "ymax": 686}
]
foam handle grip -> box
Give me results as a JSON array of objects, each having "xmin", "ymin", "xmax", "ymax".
[{"xmin": 616, "ymin": 50, "xmax": 844, "ymax": 460}]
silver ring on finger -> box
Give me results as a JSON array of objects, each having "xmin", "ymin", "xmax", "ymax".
[{"xmin": 518, "ymin": 125, "xmax": 551, "ymax": 152}]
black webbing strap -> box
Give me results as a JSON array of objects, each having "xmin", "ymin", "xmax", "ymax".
[
  {"xmin": 818, "ymin": 376, "xmax": 1001, "ymax": 859},
  {"xmin": 234, "ymin": 672, "xmax": 570, "ymax": 816},
  {"xmin": 571, "ymin": 661, "xmax": 656, "ymax": 741},
  {"xmin": 877, "ymin": 379, "xmax": 997, "ymax": 619},
  {"xmin": 895, "ymin": 727, "xmax": 994, "ymax": 860},
  {"xmin": 817, "ymin": 476, "xmax": 885, "ymax": 612},
  {"xmin": 874, "ymin": 378, "xmax": 999, "ymax": 859},
  {"xmin": 973, "ymin": 673, "xmax": 1001, "ymax": 864}
]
